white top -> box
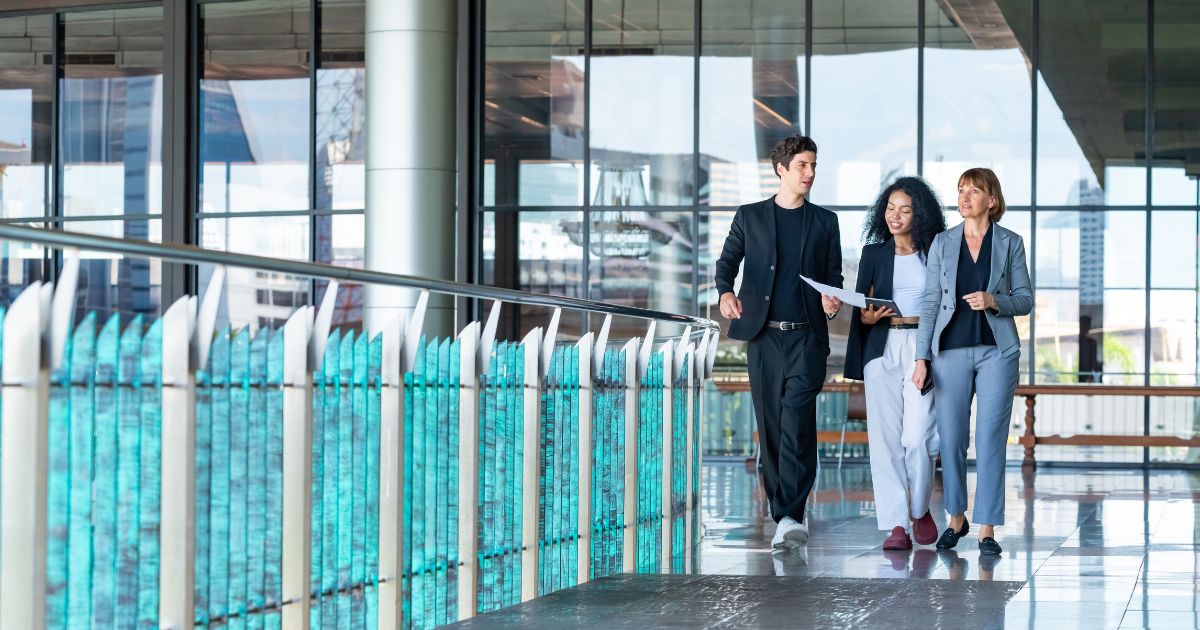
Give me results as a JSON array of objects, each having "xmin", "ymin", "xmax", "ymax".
[{"xmin": 891, "ymin": 253, "xmax": 926, "ymax": 318}]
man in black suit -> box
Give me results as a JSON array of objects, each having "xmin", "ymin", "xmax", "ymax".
[{"xmin": 714, "ymin": 135, "xmax": 843, "ymax": 550}]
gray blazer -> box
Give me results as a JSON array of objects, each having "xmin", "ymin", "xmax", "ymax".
[{"xmin": 915, "ymin": 222, "xmax": 1033, "ymax": 361}]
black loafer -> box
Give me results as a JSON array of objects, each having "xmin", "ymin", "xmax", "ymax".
[
  {"xmin": 935, "ymin": 519, "xmax": 969, "ymax": 549},
  {"xmin": 979, "ymin": 537, "xmax": 1003, "ymax": 556}
]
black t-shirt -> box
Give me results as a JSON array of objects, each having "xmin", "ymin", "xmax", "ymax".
[
  {"xmin": 940, "ymin": 224, "xmax": 996, "ymax": 350},
  {"xmin": 767, "ymin": 200, "xmax": 808, "ymax": 323}
]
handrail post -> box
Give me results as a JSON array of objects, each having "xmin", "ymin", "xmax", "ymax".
[
  {"xmin": 575, "ymin": 332, "xmax": 594, "ymax": 584},
  {"xmin": 281, "ymin": 307, "xmax": 314, "ymax": 629},
  {"xmin": 457, "ymin": 322, "xmax": 480, "ymax": 620},
  {"xmin": 0, "ymin": 283, "xmax": 50, "ymax": 630},
  {"xmin": 659, "ymin": 341, "xmax": 674, "ymax": 573},
  {"xmin": 159, "ymin": 297, "xmax": 196, "ymax": 628},
  {"xmin": 378, "ymin": 315, "xmax": 406, "ymax": 630},
  {"xmin": 621, "ymin": 339, "xmax": 639, "ymax": 573},
  {"xmin": 519, "ymin": 328, "xmax": 542, "ymax": 602}
]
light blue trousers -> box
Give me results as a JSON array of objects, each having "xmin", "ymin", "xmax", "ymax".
[{"xmin": 931, "ymin": 345, "xmax": 1020, "ymax": 525}]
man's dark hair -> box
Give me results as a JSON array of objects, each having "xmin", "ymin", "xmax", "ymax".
[{"xmin": 769, "ymin": 135, "xmax": 818, "ymax": 178}]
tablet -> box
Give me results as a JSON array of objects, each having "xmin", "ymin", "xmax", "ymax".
[{"xmin": 864, "ymin": 297, "xmax": 903, "ymax": 317}]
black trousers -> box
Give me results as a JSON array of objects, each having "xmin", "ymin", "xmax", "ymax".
[{"xmin": 747, "ymin": 326, "xmax": 826, "ymax": 523}]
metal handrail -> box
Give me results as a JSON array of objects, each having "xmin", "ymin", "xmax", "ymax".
[{"xmin": 0, "ymin": 223, "xmax": 721, "ymax": 331}]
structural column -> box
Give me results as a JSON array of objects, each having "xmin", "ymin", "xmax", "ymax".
[{"xmin": 364, "ymin": 0, "xmax": 458, "ymax": 336}]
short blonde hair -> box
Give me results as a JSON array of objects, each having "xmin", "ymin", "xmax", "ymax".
[{"xmin": 958, "ymin": 167, "xmax": 1006, "ymax": 222}]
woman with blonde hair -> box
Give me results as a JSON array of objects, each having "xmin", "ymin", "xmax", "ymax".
[{"xmin": 911, "ymin": 167, "xmax": 1032, "ymax": 556}]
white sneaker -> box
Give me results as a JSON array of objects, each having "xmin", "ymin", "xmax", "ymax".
[{"xmin": 771, "ymin": 516, "xmax": 809, "ymax": 550}]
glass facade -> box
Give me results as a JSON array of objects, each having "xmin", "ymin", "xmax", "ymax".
[
  {"xmin": 0, "ymin": 0, "xmax": 364, "ymax": 329},
  {"xmin": 477, "ymin": 0, "xmax": 1200, "ymax": 393}
]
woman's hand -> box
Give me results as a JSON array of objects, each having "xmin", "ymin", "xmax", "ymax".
[
  {"xmin": 859, "ymin": 304, "xmax": 894, "ymax": 325},
  {"xmin": 912, "ymin": 360, "xmax": 929, "ymax": 390},
  {"xmin": 962, "ymin": 291, "xmax": 997, "ymax": 311}
]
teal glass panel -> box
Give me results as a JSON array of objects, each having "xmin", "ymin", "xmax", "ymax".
[
  {"xmin": 316, "ymin": 328, "xmax": 340, "ymax": 625},
  {"xmin": 207, "ymin": 328, "xmax": 232, "ymax": 624},
  {"xmin": 401, "ymin": 336, "xmax": 415, "ymax": 626},
  {"xmin": 399, "ymin": 334, "xmax": 462, "ymax": 627},
  {"xmin": 590, "ymin": 348, "xmax": 625, "ymax": 579},
  {"xmin": 92, "ymin": 315, "xmax": 120, "ymax": 627},
  {"xmin": 365, "ymin": 332, "xmax": 382, "ymax": 627},
  {"xmin": 475, "ymin": 340, "xmax": 526, "ymax": 613},
  {"xmin": 671, "ymin": 357, "xmax": 689, "ymax": 571},
  {"xmin": 419, "ymin": 337, "xmax": 435, "ymax": 627},
  {"xmin": 537, "ymin": 344, "xmax": 581, "ymax": 596},
  {"xmin": 335, "ymin": 330, "xmax": 354, "ymax": 625},
  {"xmin": 115, "ymin": 316, "xmax": 144, "ymax": 627},
  {"xmin": 636, "ymin": 352, "xmax": 664, "ymax": 573},
  {"xmin": 46, "ymin": 314, "xmax": 84, "ymax": 626},
  {"xmin": 228, "ymin": 327, "xmax": 250, "ymax": 627},
  {"xmin": 136, "ymin": 318, "xmax": 162, "ymax": 627},
  {"xmin": 443, "ymin": 337, "xmax": 462, "ymax": 625},
  {"xmin": 476, "ymin": 343, "xmax": 497, "ymax": 613},
  {"xmin": 68, "ymin": 314, "xmax": 98, "ymax": 622},
  {"xmin": 506, "ymin": 342, "xmax": 523, "ymax": 607},
  {"xmin": 194, "ymin": 326, "xmax": 212, "ymax": 626},
  {"xmin": 246, "ymin": 328, "xmax": 269, "ymax": 626},
  {"xmin": 309, "ymin": 328, "xmax": 331, "ymax": 623},
  {"xmin": 351, "ymin": 332, "xmax": 367, "ymax": 626},
  {"xmin": 408, "ymin": 334, "xmax": 428, "ymax": 628},
  {"xmin": 301, "ymin": 327, "xmax": 381, "ymax": 630},
  {"xmin": 265, "ymin": 328, "xmax": 285, "ymax": 629}
]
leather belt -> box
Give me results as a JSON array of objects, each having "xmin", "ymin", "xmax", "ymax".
[
  {"xmin": 889, "ymin": 322, "xmax": 919, "ymax": 329},
  {"xmin": 767, "ymin": 320, "xmax": 811, "ymax": 331}
]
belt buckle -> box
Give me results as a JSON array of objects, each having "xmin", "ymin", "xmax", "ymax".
[{"xmin": 781, "ymin": 321, "xmax": 795, "ymax": 331}]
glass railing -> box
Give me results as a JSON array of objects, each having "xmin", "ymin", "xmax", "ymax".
[{"xmin": 0, "ymin": 224, "xmax": 719, "ymax": 629}]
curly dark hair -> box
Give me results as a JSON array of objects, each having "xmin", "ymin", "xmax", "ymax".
[{"xmin": 862, "ymin": 176, "xmax": 947, "ymax": 261}]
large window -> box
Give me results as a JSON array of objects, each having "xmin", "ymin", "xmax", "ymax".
[
  {"xmin": 0, "ymin": 14, "xmax": 52, "ymax": 304},
  {"xmin": 0, "ymin": 7, "xmax": 164, "ymax": 320},
  {"xmin": 477, "ymin": 0, "xmax": 1200, "ymax": 463},
  {"xmin": 197, "ymin": 0, "xmax": 365, "ymax": 328}
]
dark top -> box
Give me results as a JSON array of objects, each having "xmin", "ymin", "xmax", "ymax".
[
  {"xmin": 843, "ymin": 240, "xmax": 899, "ymax": 380},
  {"xmin": 940, "ymin": 224, "xmax": 996, "ymax": 350},
  {"xmin": 767, "ymin": 200, "xmax": 809, "ymax": 323},
  {"xmin": 713, "ymin": 196, "xmax": 843, "ymax": 342}
]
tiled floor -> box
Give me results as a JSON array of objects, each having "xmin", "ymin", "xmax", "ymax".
[{"xmin": 461, "ymin": 462, "xmax": 1200, "ymax": 628}]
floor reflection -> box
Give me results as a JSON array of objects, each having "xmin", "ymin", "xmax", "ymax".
[{"xmin": 699, "ymin": 461, "xmax": 1200, "ymax": 628}]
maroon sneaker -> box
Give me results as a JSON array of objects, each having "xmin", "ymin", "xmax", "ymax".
[
  {"xmin": 912, "ymin": 511, "xmax": 938, "ymax": 546},
  {"xmin": 883, "ymin": 526, "xmax": 912, "ymax": 550}
]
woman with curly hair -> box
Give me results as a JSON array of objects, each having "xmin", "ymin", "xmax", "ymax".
[{"xmin": 844, "ymin": 176, "xmax": 947, "ymax": 550}]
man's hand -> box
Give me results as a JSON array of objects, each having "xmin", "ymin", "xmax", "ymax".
[
  {"xmin": 821, "ymin": 294, "xmax": 842, "ymax": 317},
  {"xmin": 912, "ymin": 359, "xmax": 929, "ymax": 390},
  {"xmin": 719, "ymin": 292, "xmax": 743, "ymax": 320}
]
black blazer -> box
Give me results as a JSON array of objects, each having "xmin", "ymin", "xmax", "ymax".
[
  {"xmin": 843, "ymin": 239, "xmax": 902, "ymax": 381},
  {"xmin": 714, "ymin": 197, "xmax": 843, "ymax": 343}
]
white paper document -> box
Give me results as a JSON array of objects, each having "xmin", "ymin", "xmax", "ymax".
[{"xmin": 799, "ymin": 275, "xmax": 867, "ymax": 308}]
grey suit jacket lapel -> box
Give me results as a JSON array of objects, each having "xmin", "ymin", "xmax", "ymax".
[
  {"xmin": 988, "ymin": 225, "xmax": 1008, "ymax": 292},
  {"xmin": 944, "ymin": 223, "xmax": 963, "ymax": 292}
]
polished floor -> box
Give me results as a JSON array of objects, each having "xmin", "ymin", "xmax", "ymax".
[{"xmin": 460, "ymin": 461, "xmax": 1200, "ymax": 629}]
